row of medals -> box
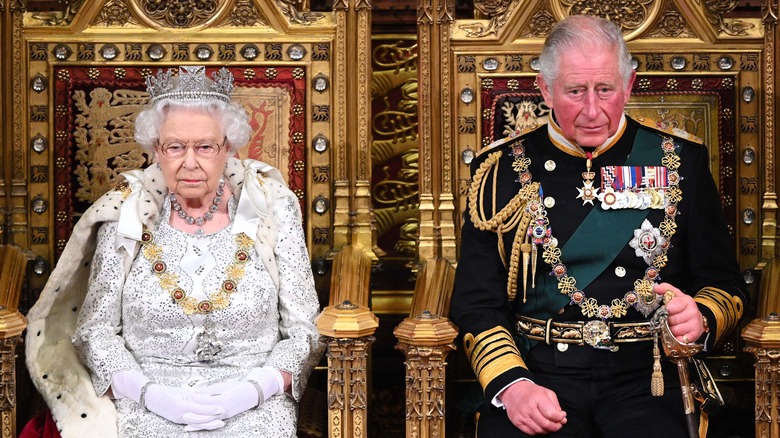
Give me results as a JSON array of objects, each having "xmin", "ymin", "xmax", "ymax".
[{"xmin": 573, "ymin": 167, "xmax": 667, "ymax": 209}]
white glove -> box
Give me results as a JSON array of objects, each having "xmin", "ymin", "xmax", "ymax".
[
  {"xmin": 111, "ymin": 370, "xmax": 225, "ymax": 429},
  {"xmin": 192, "ymin": 367, "xmax": 284, "ymax": 422},
  {"xmin": 144, "ymin": 384, "xmax": 226, "ymax": 429},
  {"xmin": 110, "ymin": 370, "xmax": 149, "ymax": 403}
]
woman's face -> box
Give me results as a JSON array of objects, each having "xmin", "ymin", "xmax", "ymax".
[{"xmin": 155, "ymin": 107, "xmax": 229, "ymax": 204}]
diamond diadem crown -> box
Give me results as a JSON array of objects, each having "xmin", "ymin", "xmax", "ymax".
[{"xmin": 146, "ymin": 66, "xmax": 234, "ymax": 104}]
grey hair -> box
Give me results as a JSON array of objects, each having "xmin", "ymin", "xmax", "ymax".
[
  {"xmin": 538, "ymin": 15, "xmax": 633, "ymax": 90},
  {"xmin": 134, "ymin": 98, "xmax": 252, "ymax": 153}
]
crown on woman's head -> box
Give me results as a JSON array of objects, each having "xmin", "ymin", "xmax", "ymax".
[{"xmin": 146, "ymin": 65, "xmax": 234, "ymax": 104}]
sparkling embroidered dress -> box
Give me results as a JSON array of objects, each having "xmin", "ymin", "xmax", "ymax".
[{"xmin": 73, "ymin": 193, "xmax": 321, "ymax": 437}]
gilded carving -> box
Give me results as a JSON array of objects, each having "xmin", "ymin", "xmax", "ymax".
[
  {"xmin": 77, "ymin": 43, "xmax": 95, "ymax": 61},
  {"xmin": 313, "ymin": 166, "xmax": 330, "ymax": 183},
  {"xmin": 31, "ymin": 228, "xmax": 48, "ymax": 244},
  {"xmin": 29, "ymin": 106, "xmax": 47, "ymax": 122},
  {"xmin": 227, "ymin": 0, "xmax": 266, "ymax": 27},
  {"xmin": 744, "ymin": 346, "xmax": 780, "ymax": 434},
  {"xmin": 524, "ymin": 7, "xmax": 556, "ymax": 38},
  {"xmin": 693, "ymin": 54, "xmax": 711, "ymax": 71},
  {"xmin": 740, "ymin": 53, "xmax": 758, "ymax": 71},
  {"xmin": 72, "ymin": 87, "xmax": 150, "ymax": 202},
  {"xmin": 313, "ymin": 227, "xmax": 330, "ymax": 244},
  {"xmin": 459, "ymin": 0, "xmax": 515, "ymax": 37},
  {"xmin": 645, "ymin": 54, "xmax": 663, "ymax": 71},
  {"xmin": 140, "ymin": 0, "xmax": 218, "ymax": 28},
  {"xmin": 29, "ymin": 43, "xmax": 48, "ymax": 61},
  {"xmin": 740, "ymin": 237, "xmax": 757, "ymax": 254},
  {"xmin": 556, "ymin": 0, "xmax": 654, "ymax": 32},
  {"xmin": 94, "ymin": 0, "xmax": 134, "ymax": 26},
  {"xmin": 646, "ymin": 2, "xmax": 694, "ymax": 39},
  {"xmin": 172, "ymin": 44, "xmax": 190, "ymax": 61},
  {"xmin": 218, "ymin": 44, "xmax": 236, "ymax": 61},
  {"xmin": 324, "ymin": 337, "xmax": 374, "ymax": 438},
  {"xmin": 704, "ymin": 0, "xmax": 755, "ymax": 36},
  {"xmin": 266, "ymin": 43, "xmax": 283, "ymax": 61},
  {"xmin": 31, "ymin": 0, "xmax": 85, "ymax": 26},
  {"xmin": 458, "ymin": 116, "xmax": 476, "ymax": 134},
  {"xmin": 31, "ymin": 166, "xmax": 48, "ymax": 183},
  {"xmin": 125, "ymin": 43, "xmax": 142, "ymax": 60},
  {"xmin": 741, "ymin": 177, "xmax": 758, "ymax": 194},
  {"xmin": 313, "ymin": 105, "xmax": 330, "ymax": 122},
  {"xmin": 505, "ymin": 54, "xmax": 523, "ymax": 72},
  {"xmin": 741, "ymin": 115, "xmax": 758, "ymax": 133},
  {"xmin": 276, "ymin": 0, "xmax": 324, "ymax": 25},
  {"xmin": 312, "ymin": 43, "xmax": 330, "ymax": 61},
  {"xmin": 764, "ymin": 3, "xmax": 776, "ymax": 194},
  {"xmin": 457, "ymin": 55, "xmax": 476, "ymax": 73}
]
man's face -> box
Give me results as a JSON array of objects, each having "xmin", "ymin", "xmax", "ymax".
[{"xmin": 538, "ymin": 45, "xmax": 636, "ymax": 147}]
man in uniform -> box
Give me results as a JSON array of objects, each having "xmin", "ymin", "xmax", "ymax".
[{"xmin": 450, "ymin": 15, "xmax": 746, "ymax": 437}]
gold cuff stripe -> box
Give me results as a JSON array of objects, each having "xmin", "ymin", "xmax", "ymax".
[
  {"xmin": 464, "ymin": 326, "xmax": 527, "ymax": 389},
  {"xmin": 694, "ymin": 287, "xmax": 743, "ymax": 341},
  {"xmin": 466, "ymin": 327, "xmax": 518, "ymax": 364}
]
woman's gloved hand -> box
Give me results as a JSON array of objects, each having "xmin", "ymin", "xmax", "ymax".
[
  {"xmin": 144, "ymin": 384, "xmax": 226, "ymax": 428},
  {"xmin": 111, "ymin": 370, "xmax": 226, "ymax": 430},
  {"xmin": 191, "ymin": 366, "xmax": 284, "ymax": 422}
]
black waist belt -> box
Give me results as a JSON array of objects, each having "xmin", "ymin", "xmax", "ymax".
[{"xmin": 516, "ymin": 315, "xmax": 654, "ymax": 351}]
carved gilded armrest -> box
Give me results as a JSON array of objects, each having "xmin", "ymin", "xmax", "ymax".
[
  {"xmin": 393, "ymin": 258, "xmax": 458, "ymax": 438},
  {"xmin": 743, "ymin": 258, "xmax": 780, "ymax": 437},
  {"xmin": 0, "ymin": 245, "xmax": 31, "ymax": 438},
  {"xmin": 316, "ymin": 244, "xmax": 378, "ymax": 438}
]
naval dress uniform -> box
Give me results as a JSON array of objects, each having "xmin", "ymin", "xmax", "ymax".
[{"xmin": 450, "ymin": 114, "xmax": 747, "ymax": 437}]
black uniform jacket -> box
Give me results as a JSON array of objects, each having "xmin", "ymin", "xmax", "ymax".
[{"xmin": 450, "ymin": 116, "xmax": 747, "ymax": 403}]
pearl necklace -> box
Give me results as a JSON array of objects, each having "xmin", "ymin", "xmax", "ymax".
[
  {"xmin": 512, "ymin": 135, "xmax": 682, "ymax": 320},
  {"xmin": 170, "ymin": 179, "xmax": 225, "ymax": 236}
]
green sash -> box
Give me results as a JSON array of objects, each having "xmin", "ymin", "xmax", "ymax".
[{"xmin": 531, "ymin": 128, "xmax": 666, "ymax": 315}]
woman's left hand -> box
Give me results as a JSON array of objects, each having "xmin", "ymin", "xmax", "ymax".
[
  {"xmin": 653, "ymin": 282, "xmax": 706, "ymax": 344},
  {"xmin": 187, "ymin": 380, "xmax": 260, "ymax": 427}
]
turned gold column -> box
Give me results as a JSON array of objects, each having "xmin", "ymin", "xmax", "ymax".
[
  {"xmin": 393, "ymin": 258, "xmax": 457, "ymax": 438},
  {"xmin": 316, "ymin": 245, "xmax": 378, "ymax": 438}
]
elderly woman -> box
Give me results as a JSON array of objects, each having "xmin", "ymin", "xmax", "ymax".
[{"xmin": 25, "ymin": 66, "xmax": 323, "ymax": 437}]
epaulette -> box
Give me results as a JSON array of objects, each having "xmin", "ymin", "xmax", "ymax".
[
  {"xmin": 634, "ymin": 116, "xmax": 704, "ymax": 144},
  {"xmin": 475, "ymin": 124, "xmax": 543, "ymax": 159}
]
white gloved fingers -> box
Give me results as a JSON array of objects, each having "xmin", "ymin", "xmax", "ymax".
[
  {"xmin": 144, "ymin": 384, "xmax": 224, "ymax": 424},
  {"xmin": 192, "ymin": 381, "xmax": 245, "ymax": 396},
  {"xmin": 177, "ymin": 400, "xmax": 226, "ymax": 418},
  {"xmin": 184, "ymin": 419, "xmax": 226, "ymax": 432},
  {"xmin": 181, "ymin": 411, "xmax": 225, "ymax": 425}
]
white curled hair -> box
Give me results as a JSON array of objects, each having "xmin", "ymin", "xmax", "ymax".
[
  {"xmin": 539, "ymin": 15, "xmax": 633, "ymax": 91},
  {"xmin": 134, "ymin": 98, "xmax": 252, "ymax": 153}
]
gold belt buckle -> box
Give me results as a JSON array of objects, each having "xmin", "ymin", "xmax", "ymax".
[{"xmin": 582, "ymin": 320, "xmax": 619, "ymax": 352}]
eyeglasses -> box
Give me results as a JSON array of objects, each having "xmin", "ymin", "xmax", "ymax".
[{"xmin": 157, "ymin": 137, "xmax": 226, "ymax": 159}]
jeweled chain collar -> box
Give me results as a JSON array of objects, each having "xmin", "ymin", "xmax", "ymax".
[
  {"xmin": 511, "ymin": 132, "xmax": 683, "ymax": 320},
  {"xmin": 140, "ymin": 227, "xmax": 254, "ymax": 315}
]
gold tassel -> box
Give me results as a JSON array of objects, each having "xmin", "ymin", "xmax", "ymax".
[
  {"xmin": 521, "ymin": 242, "xmax": 531, "ymax": 303},
  {"xmin": 651, "ymin": 332, "xmax": 664, "ymax": 396}
]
